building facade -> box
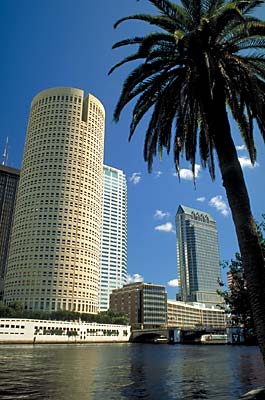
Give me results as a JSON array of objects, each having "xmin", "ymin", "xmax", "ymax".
[
  {"xmin": 226, "ymin": 271, "xmax": 233, "ymax": 289},
  {"xmin": 99, "ymin": 165, "xmax": 127, "ymax": 311},
  {"xmin": 4, "ymin": 87, "xmax": 105, "ymax": 313},
  {"xmin": 167, "ymin": 300, "xmax": 226, "ymax": 329},
  {"xmin": 0, "ymin": 165, "xmax": 20, "ymax": 299},
  {"xmin": 176, "ymin": 205, "xmax": 222, "ymax": 306},
  {"xmin": 110, "ymin": 282, "xmax": 167, "ymax": 328},
  {"xmin": 0, "ymin": 318, "xmax": 130, "ymax": 343}
]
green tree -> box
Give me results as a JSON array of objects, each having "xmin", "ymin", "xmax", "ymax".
[
  {"xmin": 0, "ymin": 301, "xmax": 14, "ymax": 317},
  {"xmin": 219, "ymin": 253, "xmax": 254, "ymax": 338},
  {"xmin": 219, "ymin": 217, "xmax": 265, "ymax": 338},
  {"xmin": 110, "ymin": 0, "xmax": 265, "ymax": 362},
  {"xmin": 0, "ymin": 304, "xmax": 128, "ymax": 325}
]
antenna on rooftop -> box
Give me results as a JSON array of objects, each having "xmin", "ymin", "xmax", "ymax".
[{"xmin": 2, "ymin": 136, "xmax": 9, "ymax": 166}]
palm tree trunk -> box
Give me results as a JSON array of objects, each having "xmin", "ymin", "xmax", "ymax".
[{"xmin": 210, "ymin": 88, "xmax": 265, "ymax": 365}]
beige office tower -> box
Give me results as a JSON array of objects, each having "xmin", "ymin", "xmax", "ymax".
[{"xmin": 4, "ymin": 88, "xmax": 105, "ymax": 313}]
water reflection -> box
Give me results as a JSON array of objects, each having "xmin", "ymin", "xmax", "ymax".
[
  {"xmin": 233, "ymin": 347, "xmax": 265, "ymax": 396},
  {"xmin": 122, "ymin": 350, "xmax": 149, "ymax": 399},
  {"xmin": 0, "ymin": 343, "xmax": 263, "ymax": 400},
  {"xmin": 121, "ymin": 344, "xmax": 170, "ymax": 399}
]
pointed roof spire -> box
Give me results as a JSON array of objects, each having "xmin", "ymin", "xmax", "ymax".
[{"xmin": 2, "ymin": 136, "xmax": 9, "ymax": 166}]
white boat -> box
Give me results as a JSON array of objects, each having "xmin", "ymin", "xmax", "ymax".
[
  {"xmin": 153, "ymin": 336, "xmax": 168, "ymax": 344},
  {"xmin": 0, "ymin": 318, "xmax": 131, "ymax": 344},
  {"xmin": 200, "ymin": 334, "xmax": 227, "ymax": 344}
]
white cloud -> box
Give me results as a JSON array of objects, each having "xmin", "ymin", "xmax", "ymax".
[
  {"xmin": 155, "ymin": 222, "xmax": 175, "ymax": 233},
  {"xmin": 154, "ymin": 209, "xmax": 170, "ymax": 220},
  {"xmin": 127, "ymin": 273, "xmax": 144, "ymax": 284},
  {"xmin": 129, "ymin": 172, "xmax": 141, "ymax": 185},
  {"xmin": 173, "ymin": 164, "xmax": 201, "ymax": 181},
  {"xmin": 197, "ymin": 197, "xmax": 206, "ymax": 202},
  {"xmin": 155, "ymin": 171, "xmax": 163, "ymax": 178},
  {"xmin": 167, "ymin": 279, "xmax": 179, "ymax": 287},
  {"xmin": 238, "ymin": 156, "xmax": 259, "ymax": 169},
  {"xmin": 236, "ymin": 144, "xmax": 246, "ymax": 151},
  {"xmin": 209, "ymin": 195, "xmax": 229, "ymax": 217}
]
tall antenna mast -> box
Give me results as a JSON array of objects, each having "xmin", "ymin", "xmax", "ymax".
[{"xmin": 2, "ymin": 136, "xmax": 8, "ymax": 166}]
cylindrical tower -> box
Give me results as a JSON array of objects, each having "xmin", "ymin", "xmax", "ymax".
[{"xmin": 4, "ymin": 87, "xmax": 105, "ymax": 313}]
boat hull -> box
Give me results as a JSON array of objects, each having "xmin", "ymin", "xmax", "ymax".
[{"xmin": 200, "ymin": 334, "xmax": 227, "ymax": 344}]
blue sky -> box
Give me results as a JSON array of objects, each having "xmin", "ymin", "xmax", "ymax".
[{"xmin": 1, "ymin": 0, "xmax": 265, "ymax": 299}]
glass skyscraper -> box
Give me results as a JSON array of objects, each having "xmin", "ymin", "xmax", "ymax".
[
  {"xmin": 99, "ymin": 165, "xmax": 127, "ymax": 311},
  {"xmin": 176, "ymin": 205, "xmax": 222, "ymax": 306},
  {"xmin": 0, "ymin": 165, "xmax": 20, "ymax": 299}
]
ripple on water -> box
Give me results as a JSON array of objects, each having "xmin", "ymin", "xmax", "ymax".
[{"xmin": 0, "ymin": 344, "xmax": 264, "ymax": 400}]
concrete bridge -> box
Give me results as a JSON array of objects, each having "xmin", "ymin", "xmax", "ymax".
[
  {"xmin": 181, "ymin": 327, "xmax": 226, "ymax": 343},
  {"xmin": 130, "ymin": 327, "xmax": 178, "ymax": 343},
  {"xmin": 130, "ymin": 326, "xmax": 226, "ymax": 343}
]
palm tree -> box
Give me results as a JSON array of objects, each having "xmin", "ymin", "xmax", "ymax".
[{"xmin": 110, "ymin": 0, "xmax": 265, "ymax": 362}]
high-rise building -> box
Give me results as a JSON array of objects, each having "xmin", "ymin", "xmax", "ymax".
[
  {"xmin": 110, "ymin": 282, "xmax": 167, "ymax": 329},
  {"xmin": 227, "ymin": 271, "xmax": 233, "ymax": 289},
  {"xmin": 4, "ymin": 87, "xmax": 105, "ymax": 313},
  {"xmin": 99, "ymin": 165, "xmax": 127, "ymax": 311},
  {"xmin": 227, "ymin": 269, "xmax": 243, "ymax": 291},
  {"xmin": 0, "ymin": 165, "xmax": 20, "ymax": 299},
  {"xmin": 176, "ymin": 205, "xmax": 222, "ymax": 306}
]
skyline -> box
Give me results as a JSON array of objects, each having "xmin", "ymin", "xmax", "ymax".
[{"xmin": 1, "ymin": 0, "xmax": 265, "ymax": 299}]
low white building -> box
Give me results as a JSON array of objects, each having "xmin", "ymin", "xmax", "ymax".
[
  {"xmin": 167, "ymin": 300, "xmax": 226, "ymax": 329},
  {"xmin": 0, "ymin": 318, "xmax": 131, "ymax": 344}
]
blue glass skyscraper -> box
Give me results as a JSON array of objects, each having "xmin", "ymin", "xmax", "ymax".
[{"xmin": 176, "ymin": 205, "xmax": 222, "ymax": 306}]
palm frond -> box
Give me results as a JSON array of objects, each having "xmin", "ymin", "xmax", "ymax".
[
  {"xmin": 234, "ymin": 37, "xmax": 265, "ymax": 51},
  {"xmin": 205, "ymin": 0, "xmax": 226, "ymax": 15},
  {"xmin": 148, "ymin": 0, "xmax": 191, "ymax": 26},
  {"xmin": 242, "ymin": 57, "xmax": 265, "ymax": 80},
  {"xmin": 222, "ymin": 20, "xmax": 265, "ymax": 44},
  {"xmin": 138, "ymin": 32, "xmax": 177, "ymax": 54},
  {"xmin": 111, "ymin": 33, "xmax": 177, "ymax": 75},
  {"xmin": 211, "ymin": 6, "xmax": 245, "ymax": 39},
  {"xmin": 108, "ymin": 53, "xmax": 145, "ymax": 75},
  {"xmin": 238, "ymin": 0, "xmax": 264, "ymax": 15},
  {"xmin": 112, "ymin": 37, "xmax": 145, "ymax": 50},
  {"xmin": 182, "ymin": 0, "xmax": 203, "ymax": 23},
  {"xmin": 143, "ymin": 101, "xmax": 163, "ymax": 171},
  {"xmin": 174, "ymin": 89, "xmax": 188, "ymax": 174},
  {"xmin": 114, "ymin": 14, "xmax": 176, "ymax": 33},
  {"xmin": 221, "ymin": 54, "xmax": 262, "ymax": 163},
  {"xmin": 143, "ymin": 69, "xmax": 189, "ymax": 170},
  {"xmin": 199, "ymin": 122, "xmax": 216, "ymax": 179},
  {"xmin": 129, "ymin": 69, "xmax": 179, "ymax": 139},
  {"xmin": 113, "ymin": 60, "xmax": 169, "ymax": 121}
]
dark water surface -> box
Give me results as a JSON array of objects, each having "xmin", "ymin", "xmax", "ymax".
[{"xmin": 0, "ymin": 343, "xmax": 264, "ymax": 400}]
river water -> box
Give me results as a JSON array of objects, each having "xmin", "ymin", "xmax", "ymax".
[{"xmin": 0, "ymin": 343, "xmax": 264, "ymax": 400}]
